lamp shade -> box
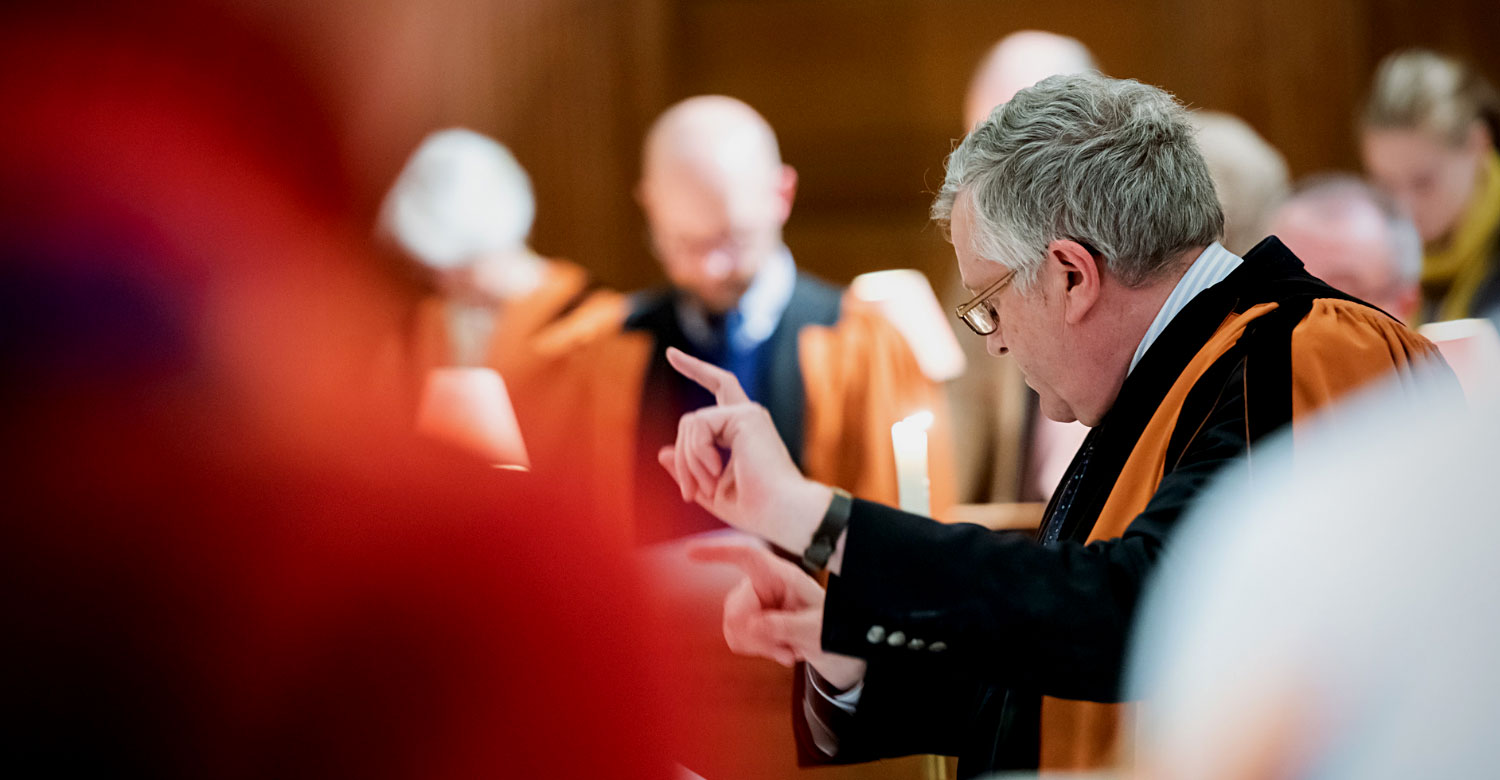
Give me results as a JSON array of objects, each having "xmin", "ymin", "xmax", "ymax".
[
  {"xmin": 415, "ymin": 366, "xmax": 530, "ymax": 468},
  {"xmin": 851, "ymin": 269, "xmax": 967, "ymax": 382},
  {"xmin": 1419, "ymin": 318, "xmax": 1500, "ymax": 401}
]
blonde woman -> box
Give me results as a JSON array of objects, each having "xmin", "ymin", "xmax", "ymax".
[{"xmin": 1361, "ymin": 49, "xmax": 1500, "ymax": 322}]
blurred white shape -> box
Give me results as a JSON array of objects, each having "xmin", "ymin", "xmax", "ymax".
[
  {"xmin": 380, "ymin": 128, "xmax": 535, "ymax": 269},
  {"xmin": 415, "ymin": 367, "xmax": 529, "ymax": 468},
  {"xmin": 1128, "ymin": 367, "xmax": 1499, "ymax": 779},
  {"xmin": 674, "ymin": 764, "xmax": 708, "ymax": 780},
  {"xmin": 851, "ymin": 269, "xmax": 966, "ymax": 382},
  {"xmin": 1419, "ymin": 317, "xmax": 1500, "ymax": 400}
]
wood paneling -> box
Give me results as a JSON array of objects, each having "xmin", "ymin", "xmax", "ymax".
[{"xmin": 476, "ymin": 0, "xmax": 1492, "ymax": 294}]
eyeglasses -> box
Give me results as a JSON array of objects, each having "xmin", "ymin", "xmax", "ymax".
[
  {"xmin": 954, "ymin": 269, "xmax": 1016, "ymax": 336},
  {"xmin": 953, "ymin": 241, "xmax": 1099, "ymax": 336}
]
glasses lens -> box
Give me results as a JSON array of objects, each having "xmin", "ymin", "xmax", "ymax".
[{"xmin": 962, "ymin": 304, "xmax": 995, "ymax": 335}]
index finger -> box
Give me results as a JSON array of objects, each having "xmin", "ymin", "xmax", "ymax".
[
  {"xmin": 666, "ymin": 347, "xmax": 750, "ymax": 405},
  {"xmin": 688, "ymin": 541, "xmax": 789, "ymax": 601}
]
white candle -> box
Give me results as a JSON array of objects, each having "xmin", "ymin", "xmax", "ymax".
[{"xmin": 891, "ymin": 410, "xmax": 934, "ymax": 516}]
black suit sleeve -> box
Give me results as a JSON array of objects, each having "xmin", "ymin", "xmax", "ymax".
[
  {"xmin": 821, "ymin": 358, "xmax": 1252, "ymax": 705},
  {"xmin": 792, "ymin": 657, "xmax": 984, "ymax": 765}
]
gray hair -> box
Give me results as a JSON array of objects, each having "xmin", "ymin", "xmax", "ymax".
[
  {"xmin": 933, "ymin": 73, "xmax": 1224, "ymax": 289},
  {"xmin": 1284, "ymin": 173, "xmax": 1424, "ymax": 288}
]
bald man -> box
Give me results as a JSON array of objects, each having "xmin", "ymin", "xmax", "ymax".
[
  {"xmin": 604, "ymin": 95, "xmax": 952, "ymax": 544},
  {"xmin": 964, "ymin": 31, "xmax": 1096, "ymax": 132},
  {"xmin": 948, "ymin": 33, "xmax": 1096, "ymax": 507},
  {"xmin": 1269, "ymin": 174, "xmax": 1422, "ymax": 322}
]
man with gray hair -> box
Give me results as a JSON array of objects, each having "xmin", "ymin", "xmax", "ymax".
[
  {"xmin": 950, "ymin": 31, "xmax": 1097, "ymax": 508},
  {"xmin": 661, "ymin": 74, "xmax": 1443, "ymax": 775},
  {"xmin": 1269, "ymin": 174, "xmax": 1423, "ymax": 322}
]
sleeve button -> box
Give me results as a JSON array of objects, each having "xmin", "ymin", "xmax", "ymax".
[
  {"xmin": 866, "ymin": 625, "xmax": 887, "ymax": 644},
  {"xmin": 886, "ymin": 631, "xmax": 907, "ymax": 647},
  {"xmin": 928, "ymin": 641, "xmax": 948, "ymax": 653}
]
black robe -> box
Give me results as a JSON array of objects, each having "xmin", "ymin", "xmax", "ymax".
[{"xmin": 795, "ymin": 238, "xmax": 1449, "ymax": 777}]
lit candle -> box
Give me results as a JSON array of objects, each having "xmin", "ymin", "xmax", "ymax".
[{"xmin": 891, "ymin": 410, "xmax": 934, "ymax": 516}]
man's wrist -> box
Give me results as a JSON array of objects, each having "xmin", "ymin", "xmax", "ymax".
[
  {"xmin": 808, "ymin": 652, "xmax": 867, "ymax": 692},
  {"xmin": 780, "ymin": 480, "xmax": 835, "ymax": 554},
  {"xmin": 827, "ymin": 528, "xmax": 848, "ymax": 576},
  {"xmin": 801, "ymin": 486, "xmax": 853, "ymax": 572}
]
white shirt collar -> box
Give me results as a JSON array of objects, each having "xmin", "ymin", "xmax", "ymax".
[
  {"xmin": 676, "ymin": 245, "xmax": 797, "ymax": 352},
  {"xmin": 1128, "ymin": 242, "xmax": 1243, "ymax": 374}
]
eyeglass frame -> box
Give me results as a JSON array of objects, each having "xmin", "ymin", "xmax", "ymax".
[
  {"xmin": 952, "ymin": 240, "xmax": 1100, "ymax": 336},
  {"xmin": 953, "ymin": 269, "xmax": 1017, "ymax": 336}
]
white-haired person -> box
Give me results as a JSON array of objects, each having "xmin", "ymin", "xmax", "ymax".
[
  {"xmin": 380, "ymin": 129, "xmax": 624, "ymax": 473},
  {"xmin": 1269, "ymin": 173, "xmax": 1423, "ymax": 322},
  {"xmin": 1361, "ymin": 49, "xmax": 1500, "ymax": 323},
  {"xmin": 660, "ymin": 73, "xmax": 1447, "ymax": 776}
]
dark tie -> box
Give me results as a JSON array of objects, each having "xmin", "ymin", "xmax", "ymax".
[
  {"xmin": 1038, "ymin": 438, "xmax": 1093, "ymax": 545},
  {"xmin": 706, "ymin": 310, "xmax": 758, "ymax": 402}
]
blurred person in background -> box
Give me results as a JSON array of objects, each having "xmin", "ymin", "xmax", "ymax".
[
  {"xmin": 1190, "ymin": 111, "xmax": 1291, "ymax": 256},
  {"xmin": 0, "ymin": 2, "xmax": 672, "ymax": 777},
  {"xmin": 663, "ymin": 73, "xmax": 1445, "ymax": 777},
  {"xmin": 963, "ymin": 31, "xmax": 1098, "ymax": 136},
  {"xmin": 385, "ymin": 128, "xmax": 619, "ymax": 381},
  {"xmin": 592, "ymin": 94, "xmax": 960, "ymax": 780},
  {"xmin": 602, "ymin": 94, "xmax": 954, "ymax": 544},
  {"xmin": 1127, "ymin": 369, "xmax": 1486, "ymax": 780},
  {"xmin": 1268, "ymin": 174, "xmax": 1423, "ymax": 322},
  {"xmin": 948, "ymin": 31, "xmax": 1097, "ymax": 509},
  {"xmin": 380, "ymin": 128, "xmax": 623, "ymax": 470},
  {"xmin": 1361, "ymin": 49, "xmax": 1500, "ymax": 322}
]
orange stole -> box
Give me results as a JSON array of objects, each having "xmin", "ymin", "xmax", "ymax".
[{"xmin": 1038, "ymin": 299, "xmax": 1442, "ymax": 771}]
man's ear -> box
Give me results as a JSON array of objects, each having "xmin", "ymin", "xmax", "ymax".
[
  {"xmin": 774, "ymin": 164, "xmax": 798, "ymax": 225},
  {"xmin": 1049, "ymin": 239, "xmax": 1101, "ymax": 325}
]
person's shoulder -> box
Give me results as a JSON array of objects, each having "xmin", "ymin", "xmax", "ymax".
[
  {"xmin": 621, "ymin": 287, "xmax": 676, "ymax": 332},
  {"xmin": 530, "ymin": 284, "xmax": 636, "ymax": 358},
  {"xmin": 787, "ymin": 271, "xmax": 845, "ymax": 327}
]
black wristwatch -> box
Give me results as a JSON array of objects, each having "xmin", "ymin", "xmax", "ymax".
[{"xmin": 801, "ymin": 487, "xmax": 853, "ymax": 572}]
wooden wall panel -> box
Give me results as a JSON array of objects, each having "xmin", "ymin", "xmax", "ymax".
[
  {"xmin": 392, "ymin": 0, "xmax": 1500, "ymax": 294},
  {"xmin": 509, "ymin": 0, "xmax": 1495, "ymax": 294}
]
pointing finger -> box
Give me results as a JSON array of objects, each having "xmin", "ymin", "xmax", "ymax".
[{"xmin": 666, "ymin": 347, "xmax": 750, "ymax": 405}]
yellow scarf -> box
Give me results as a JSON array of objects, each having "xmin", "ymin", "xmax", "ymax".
[{"xmin": 1423, "ymin": 149, "xmax": 1500, "ymax": 322}]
